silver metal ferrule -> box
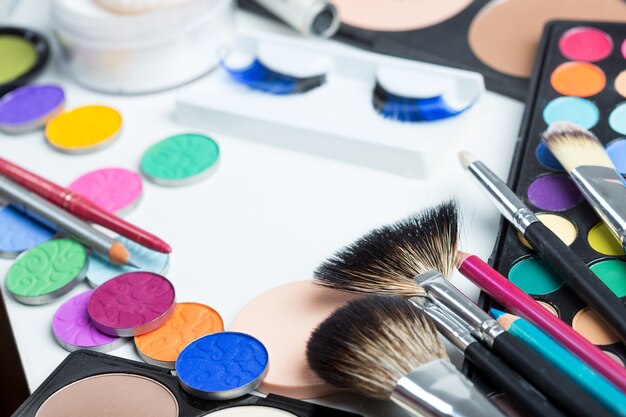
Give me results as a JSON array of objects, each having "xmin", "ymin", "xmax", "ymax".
[
  {"xmin": 252, "ymin": 0, "xmax": 340, "ymax": 37},
  {"xmin": 391, "ymin": 360, "xmax": 505, "ymax": 417},
  {"xmin": 467, "ymin": 160, "xmax": 539, "ymax": 234},
  {"xmin": 570, "ymin": 166, "xmax": 626, "ymax": 251},
  {"xmin": 414, "ymin": 270, "xmax": 504, "ymax": 347},
  {"xmin": 410, "ymin": 297, "xmax": 476, "ymax": 352}
]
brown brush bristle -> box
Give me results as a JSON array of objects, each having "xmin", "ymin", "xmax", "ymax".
[
  {"xmin": 314, "ymin": 201, "xmax": 460, "ymax": 297},
  {"xmin": 306, "ymin": 295, "xmax": 448, "ymax": 400},
  {"xmin": 542, "ymin": 122, "xmax": 613, "ymax": 173}
]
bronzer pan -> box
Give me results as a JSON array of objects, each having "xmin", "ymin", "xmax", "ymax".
[{"xmin": 240, "ymin": 0, "xmax": 626, "ymax": 99}]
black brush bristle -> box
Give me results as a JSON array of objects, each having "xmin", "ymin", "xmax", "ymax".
[
  {"xmin": 314, "ymin": 201, "xmax": 460, "ymax": 297},
  {"xmin": 306, "ymin": 295, "xmax": 448, "ymax": 399}
]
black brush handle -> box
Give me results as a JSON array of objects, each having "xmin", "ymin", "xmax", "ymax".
[
  {"xmin": 492, "ymin": 331, "xmax": 613, "ymax": 417},
  {"xmin": 464, "ymin": 342, "xmax": 566, "ymax": 417},
  {"xmin": 525, "ymin": 221, "xmax": 626, "ymax": 343}
]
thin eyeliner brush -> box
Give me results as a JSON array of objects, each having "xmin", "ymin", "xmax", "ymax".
[
  {"xmin": 460, "ymin": 151, "xmax": 626, "ymax": 345},
  {"xmin": 314, "ymin": 201, "xmax": 614, "ymax": 417},
  {"xmin": 412, "ymin": 297, "xmax": 567, "ymax": 417}
]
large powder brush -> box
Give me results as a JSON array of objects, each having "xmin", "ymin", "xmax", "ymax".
[{"xmin": 306, "ymin": 295, "xmax": 504, "ymax": 417}]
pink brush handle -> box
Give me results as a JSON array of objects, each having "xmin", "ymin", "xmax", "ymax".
[{"xmin": 459, "ymin": 254, "xmax": 626, "ymax": 393}]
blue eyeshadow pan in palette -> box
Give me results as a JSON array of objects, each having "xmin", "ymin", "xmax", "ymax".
[{"xmin": 469, "ymin": 21, "xmax": 626, "ymax": 402}]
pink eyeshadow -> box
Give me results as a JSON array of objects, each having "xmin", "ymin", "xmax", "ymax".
[
  {"xmin": 559, "ymin": 27, "xmax": 613, "ymax": 62},
  {"xmin": 87, "ymin": 272, "xmax": 175, "ymax": 337},
  {"xmin": 622, "ymin": 39, "xmax": 626, "ymax": 59}
]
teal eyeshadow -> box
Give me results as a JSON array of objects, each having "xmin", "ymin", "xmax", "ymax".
[
  {"xmin": 509, "ymin": 258, "xmax": 564, "ymax": 295},
  {"xmin": 543, "ymin": 97, "xmax": 599, "ymax": 129},
  {"xmin": 609, "ymin": 103, "xmax": 626, "ymax": 135}
]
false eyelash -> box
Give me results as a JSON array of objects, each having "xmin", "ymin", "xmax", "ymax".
[
  {"xmin": 372, "ymin": 82, "xmax": 474, "ymax": 122},
  {"xmin": 223, "ymin": 58, "xmax": 326, "ymax": 95}
]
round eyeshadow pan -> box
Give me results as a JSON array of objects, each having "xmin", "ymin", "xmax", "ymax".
[
  {"xmin": 508, "ymin": 258, "xmax": 564, "ymax": 295},
  {"xmin": 86, "ymin": 236, "xmax": 170, "ymax": 288},
  {"xmin": 542, "ymin": 97, "xmax": 599, "ymax": 129},
  {"xmin": 176, "ymin": 332, "xmax": 269, "ymax": 400},
  {"xmin": 0, "ymin": 34, "xmax": 37, "ymax": 85},
  {"xmin": 606, "ymin": 138, "xmax": 626, "ymax": 176},
  {"xmin": 141, "ymin": 133, "xmax": 220, "ymax": 186},
  {"xmin": 622, "ymin": 39, "xmax": 626, "ymax": 59},
  {"xmin": 52, "ymin": 290, "xmax": 125, "ymax": 353},
  {"xmin": 558, "ymin": 27, "xmax": 613, "ymax": 62},
  {"xmin": 572, "ymin": 307, "xmax": 619, "ymax": 345},
  {"xmin": 588, "ymin": 222, "xmax": 625, "ymax": 256},
  {"xmin": 609, "ymin": 103, "xmax": 626, "ymax": 135},
  {"xmin": 518, "ymin": 213, "xmax": 577, "ymax": 249},
  {"xmin": 6, "ymin": 239, "xmax": 87, "ymax": 305},
  {"xmin": 134, "ymin": 302, "xmax": 224, "ymax": 369},
  {"xmin": 589, "ymin": 259, "xmax": 626, "ymax": 298},
  {"xmin": 550, "ymin": 62, "xmax": 606, "ymax": 97},
  {"xmin": 34, "ymin": 373, "xmax": 178, "ymax": 417},
  {"xmin": 527, "ymin": 174, "xmax": 584, "ymax": 211},
  {"xmin": 535, "ymin": 142, "xmax": 564, "ymax": 171},
  {"xmin": 45, "ymin": 105, "xmax": 123, "ymax": 153},
  {"xmin": 0, "ymin": 205, "xmax": 55, "ymax": 258},
  {"xmin": 0, "ymin": 84, "xmax": 64, "ymax": 133},
  {"xmin": 88, "ymin": 272, "xmax": 176, "ymax": 337},
  {"xmin": 537, "ymin": 301, "xmax": 559, "ymax": 317},
  {"xmin": 69, "ymin": 168, "xmax": 143, "ymax": 215},
  {"xmin": 615, "ymin": 71, "xmax": 626, "ymax": 99}
]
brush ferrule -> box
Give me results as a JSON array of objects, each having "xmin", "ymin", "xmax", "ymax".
[
  {"xmin": 414, "ymin": 270, "xmax": 504, "ymax": 347},
  {"xmin": 392, "ymin": 360, "xmax": 505, "ymax": 417},
  {"xmin": 570, "ymin": 166, "xmax": 626, "ymax": 250},
  {"xmin": 410, "ymin": 298, "xmax": 475, "ymax": 352},
  {"xmin": 466, "ymin": 160, "xmax": 538, "ymax": 233}
]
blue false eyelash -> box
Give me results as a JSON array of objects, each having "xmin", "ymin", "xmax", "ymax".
[
  {"xmin": 372, "ymin": 82, "xmax": 474, "ymax": 122},
  {"xmin": 223, "ymin": 58, "xmax": 326, "ymax": 95}
]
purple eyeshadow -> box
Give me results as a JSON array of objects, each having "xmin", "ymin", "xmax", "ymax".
[{"xmin": 527, "ymin": 174, "xmax": 584, "ymax": 211}]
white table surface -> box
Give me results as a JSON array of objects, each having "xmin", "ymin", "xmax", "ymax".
[{"xmin": 0, "ymin": 1, "xmax": 524, "ymax": 415}]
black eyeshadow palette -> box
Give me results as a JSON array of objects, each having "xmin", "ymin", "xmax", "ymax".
[
  {"xmin": 469, "ymin": 21, "xmax": 626, "ymax": 404},
  {"xmin": 12, "ymin": 351, "xmax": 362, "ymax": 417}
]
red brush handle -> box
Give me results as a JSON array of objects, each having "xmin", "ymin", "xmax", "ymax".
[
  {"xmin": 459, "ymin": 254, "xmax": 626, "ymax": 393},
  {"xmin": 0, "ymin": 158, "xmax": 171, "ymax": 253}
]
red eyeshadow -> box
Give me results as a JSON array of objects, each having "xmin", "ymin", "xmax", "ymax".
[{"xmin": 559, "ymin": 27, "xmax": 613, "ymax": 62}]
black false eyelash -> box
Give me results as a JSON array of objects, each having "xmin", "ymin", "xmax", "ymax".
[
  {"xmin": 372, "ymin": 82, "xmax": 474, "ymax": 122},
  {"xmin": 223, "ymin": 58, "xmax": 326, "ymax": 95}
]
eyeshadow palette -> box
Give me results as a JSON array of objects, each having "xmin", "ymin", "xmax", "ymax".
[
  {"xmin": 12, "ymin": 350, "xmax": 363, "ymax": 417},
  {"xmin": 472, "ymin": 20, "xmax": 626, "ymax": 401}
]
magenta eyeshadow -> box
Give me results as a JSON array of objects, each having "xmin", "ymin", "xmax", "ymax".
[{"xmin": 87, "ymin": 272, "xmax": 176, "ymax": 337}]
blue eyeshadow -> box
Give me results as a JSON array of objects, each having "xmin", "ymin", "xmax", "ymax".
[
  {"xmin": 536, "ymin": 142, "xmax": 564, "ymax": 171},
  {"xmin": 543, "ymin": 97, "xmax": 599, "ymax": 129},
  {"xmin": 176, "ymin": 332, "xmax": 269, "ymax": 400},
  {"xmin": 0, "ymin": 205, "xmax": 55, "ymax": 257}
]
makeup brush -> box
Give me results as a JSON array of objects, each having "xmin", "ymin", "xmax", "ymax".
[
  {"xmin": 459, "ymin": 151, "xmax": 626, "ymax": 345},
  {"xmin": 543, "ymin": 122, "xmax": 626, "ymax": 251},
  {"xmin": 314, "ymin": 201, "xmax": 614, "ymax": 417},
  {"xmin": 412, "ymin": 296, "xmax": 567, "ymax": 417},
  {"xmin": 306, "ymin": 295, "xmax": 506, "ymax": 417}
]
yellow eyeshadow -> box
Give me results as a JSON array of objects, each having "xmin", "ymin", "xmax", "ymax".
[
  {"xmin": 518, "ymin": 213, "xmax": 577, "ymax": 249},
  {"xmin": 588, "ymin": 223, "xmax": 625, "ymax": 256},
  {"xmin": 45, "ymin": 105, "xmax": 122, "ymax": 153}
]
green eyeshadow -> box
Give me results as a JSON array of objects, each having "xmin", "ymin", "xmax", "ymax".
[{"xmin": 509, "ymin": 258, "xmax": 564, "ymax": 295}]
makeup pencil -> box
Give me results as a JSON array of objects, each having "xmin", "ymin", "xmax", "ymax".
[
  {"xmin": 0, "ymin": 176, "xmax": 139, "ymax": 267},
  {"xmin": 0, "ymin": 157, "xmax": 171, "ymax": 253},
  {"xmin": 314, "ymin": 201, "xmax": 615, "ymax": 417},
  {"xmin": 412, "ymin": 297, "xmax": 567, "ymax": 417},
  {"xmin": 459, "ymin": 152, "xmax": 626, "ymax": 344},
  {"xmin": 457, "ymin": 251, "xmax": 626, "ymax": 394},
  {"xmin": 306, "ymin": 295, "xmax": 506, "ymax": 417},
  {"xmin": 492, "ymin": 309, "xmax": 626, "ymax": 417}
]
